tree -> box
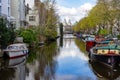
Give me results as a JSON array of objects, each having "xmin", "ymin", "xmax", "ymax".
[
  {"xmin": 73, "ymin": 0, "xmax": 120, "ymax": 35},
  {"xmin": 19, "ymin": 28, "xmax": 36, "ymax": 44},
  {"xmin": 59, "ymin": 23, "xmax": 63, "ymax": 37},
  {"xmin": 0, "ymin": 17, "xmax": 16, "ymax": 49},
  {"xmin": 35, "ymin": 0, "xmax": 59, "ymax": 41}
]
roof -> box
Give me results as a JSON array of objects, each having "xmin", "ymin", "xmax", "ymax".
[
  {"xmin": 8, "ymin": 43, "xmax": 27, "ymax": 47},
  {"xmin": 96, "ymin": 40, "xmax": 111, "ymax": 44},
  {"xmin": 94, "ymin": 44, "xmax": 120, "ymax": 50}
]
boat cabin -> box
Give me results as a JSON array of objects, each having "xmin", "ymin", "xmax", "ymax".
[
  {"xmin": 6, "ymin": 44, "xmax": 27, "ymax": 50},
  {"xmin": 95, "ymin": 40, "xmax": 114, "ymax": 47},
  {"xmin": 97, "ymin": 49, "xmax": 119, "ymax": 55},
  {"xmin": 93, "ymin": 45, "xmax": 120, "ymax": 55}
]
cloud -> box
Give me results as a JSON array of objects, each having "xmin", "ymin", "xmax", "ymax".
[
  {"xmin": 57, "ymin": 3, "xmax": 96, "ymax": 24},
  {"xmin": 25, "ymin": 0, "xmax": 96, "ymax": 24}
]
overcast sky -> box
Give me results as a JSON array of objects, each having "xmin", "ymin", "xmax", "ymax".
[{"xmin": 26, "ymin": 0, "xmax": 97, "ymax": 24}]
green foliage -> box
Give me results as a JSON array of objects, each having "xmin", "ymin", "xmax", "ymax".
[
  {"xmin": 19, "ymin": 29, "xmax": 36, "ymax": 44},
  {"xmin": 0, "ymin": 17, "xmax": 16, "ymax": 49},
  {"xmin": 73, "ymin": 0, "xmax": 120, "ymax": 35},
  {"xmin": 27, "ymin": 0, "xmax": 59, "ymax": 42},
  {"xmin": 27, "ymin": 42, "xmax": 57, "ymax": 63},
  {"xmin": 75, "ymin": 39, "xmax": 87, "ymax": 54},
  {"xmin": 117, "ymin": 35, "xmax": 120, "ymax": 40},
  {"xmin": 98, "ymin": 28, "xmax": 109, "ymax": 35},
  {"xmin": 15, "ymin": 27, "xmax": 25, "ymax": 36},
  {"xmin": 59, "ymin": 23, "xmax": 63, "ymax": 36},
  {"xmin": 8, "ymin": 25, "xmax": 16, "ymax": 43},
  {"xmin": 44, "ymin": 28, "xmax": 57, "ymax": 39},
  {"xmin": 26, "ymin": 48, "xmax": 37, "ymax": 63}
]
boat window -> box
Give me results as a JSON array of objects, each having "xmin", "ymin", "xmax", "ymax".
[
  {"xmin": 20, "ymin": 46, "xmax": 25, "ymax": 49},
  {"xmin": 95, "ymin": 49, "xmax": 97, "ymax": 53},
  {"xmin": 102, "ymin": 50, "xmax": 105, "ymax": 53},
  {"xmin": 7, "ymin": 46, "xmax": 12, "ymax": 49},
  {"xmin": 7, "ymin": 46, "xmax": 18, "ymax": 49},
  {"xmin": 13, "ymin": 46, "xmax": 19, "ymax": 49}
]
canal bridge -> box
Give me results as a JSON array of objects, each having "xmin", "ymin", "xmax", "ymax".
[{"xmin": 63, "ymin": 24, "xmax": 73, "ymax": 34}]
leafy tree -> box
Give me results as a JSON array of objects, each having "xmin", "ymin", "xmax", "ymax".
[
  {"xmin": 0, "ymin": 17, "xmax": 15, "ymax": 49},
  {"xmin": 98, "ymin": 28, "xmax": 109, "ymax": 35},
  {"xmin": 8, "ymin": 23, "xmax": 16, "ymax": 43},
  {"xmin": 35, "ymin": 0, "xmax": 59, "ymax": 41},
  {"xmin": 59, "ymin": 23, "xmax": 63, "ymax": 37},
  {"xmin": 44, "ymin": 28, "xmax": 57, "ymax": 40},
  {"xmin": 117, "ymin": 35, "xmax": 120, "ymax": 40},
  {"xmin": 73, "ymin": 0, "xmax": 120, "ymax": 35},
  {"xmin": 19, "ymin": 28, "xmax": 36, "ymax": 44}
]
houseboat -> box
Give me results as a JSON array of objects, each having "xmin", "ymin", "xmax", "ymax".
[
  {"xmin": 85, "ymin": 35, "xmax": 96, "ymax": 52},
  {"xmin": 89, "ymin": 44, "xmax": 120, "ymax": 68},
  {"xmin": 95, "ymin": 35, "xmax": 106, "ymax": 43}
]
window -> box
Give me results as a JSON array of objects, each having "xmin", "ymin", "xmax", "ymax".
[
  {"xmin": 8, "ymin": 0, "xmax": 10, "ymax": 4},
  {"xmin": 29, "ymin": 16, "xmax": 35, "ymax": 21},
  {"xmin": 0, "ymin": 6, "xmax": 1, "ymax": 16},
  {"xmin": 8, "ymin": 7, "xmax": 10, "ymax": 16}
]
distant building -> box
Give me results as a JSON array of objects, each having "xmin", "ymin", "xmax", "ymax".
[
  {"xmin": 11, "ymin": 0, "xmax": 26, "ymax": 28},
  {"xmin": 26, "ymin": 8, "xmax": 39, "ymax": 26},
  {"xmin": 26, "ymin": 0, "xmax": 41, "ymax": 27},
  {"xmin": 63, "ymin": 19, "xmax": 73, "ymax": 34}
]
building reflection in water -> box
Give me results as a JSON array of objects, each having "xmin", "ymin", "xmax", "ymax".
[
  {"xmin": 26, "ymin": 42, "xmax": 59, "ymax": 80},
  {"xmin": 0, "ymin": 56, "xmax": 26, "ymax": 80},
  {"xmin": 25, "ymin": 34, "xmax": 97, "ymax": 80}
]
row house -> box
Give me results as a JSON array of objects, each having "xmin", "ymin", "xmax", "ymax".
[
  {"xmin": 0, "ymin": 0, "xmax": 11, "ymax": 21},
  {"xmin": 26, "ymin": 0, "xmax": 48, "ymax": 27},
  {"xmin": 26, "ymin": 0, "xmax": 40, "ymax": 27},
  {"xmin": 0, "ymin": 0, "xmax": 26, "ymax": 28},
  {"xmin": 11, "ymin": 0, "xmax": 26, "ymax": 28},
  {"xmin": 26, "ymin": 8, "xmax": 39, "ymax": 27}
]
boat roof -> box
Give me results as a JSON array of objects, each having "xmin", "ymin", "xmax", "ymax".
[
  {"xmin": 8, "ymin": 43, "xmax": 26, "ymax": 47},
  {"xmin": 94, "ymin": 44, "xmax": 120, "ymax": 50},
  {"xmin": 96, "ymin": 40, "xmax": 112, "ymax": 44},
  {"xmin": 85, "ymin": 36, "xmax": 95, "ymax": 41}
]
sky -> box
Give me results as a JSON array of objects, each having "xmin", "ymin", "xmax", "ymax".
[{"xmin": 26, "ymin": 0, "xmax": 97, "ymax": 24}]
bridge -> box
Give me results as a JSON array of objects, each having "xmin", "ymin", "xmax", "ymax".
[{"xmin": 63, "ymin": 25, "xmax": 73, "ymax": 34}]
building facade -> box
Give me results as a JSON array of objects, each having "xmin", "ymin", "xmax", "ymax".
[
  {"xmin": 26, "ymin": 0, "xmax": 40, "ymax": 27},
  {"xmin": 26, "ymin": 8, "xmax": 39, "ymax": 27},
  {"xmin": 0, "ymin": 0, "xmax": 11, "ymax": 20},
  {"xmin": 11, "ymin": 0, "xmax": 26, "ymax": 28}
]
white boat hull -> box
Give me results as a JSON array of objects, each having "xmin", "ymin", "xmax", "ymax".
[
  {"xmin": 6, "ymin": 50, "xmax": 28, "ymax": 58},
  {"xmin": 3, "ymin": 43, "xmax": 28, "ymax": 58}
]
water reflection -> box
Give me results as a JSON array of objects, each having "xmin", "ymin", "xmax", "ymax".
[
  {"xmin": 0, "ymin": 56, "xmax": 26, "ymax": 80},
  {"xmin": 2, "ymin": 35, "xmax": 120, "ymax": 80},
  {"xmin": 55, "ymin": 38, "xmax": 97, "ymax": 80},
  {"xmin": 26, "ymin": 34, "xmax": 98, "ymax": 80},
  {"xmin": 60, "ymin": 37, "xmax": 63, "ymax": 47},
  {"xmin": 90, "ymin": 62, "xmax": 120, "ymax": 80},
  {"xmin": 75, "ymin": 39, "xmax": 87, "ymax": 54},
  {"xmin": 26, "ymin": 42, "xmax": 59, "ymax": 80}
]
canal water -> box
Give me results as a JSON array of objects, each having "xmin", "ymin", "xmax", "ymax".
[{"xmin": 0, "ymin": 34, "xmax": 120, "ymax": 80}]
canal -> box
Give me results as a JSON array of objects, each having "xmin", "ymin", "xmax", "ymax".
[{"xmin": 0, "ymin": 34, "xmax": 120, "ymax": 80}]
